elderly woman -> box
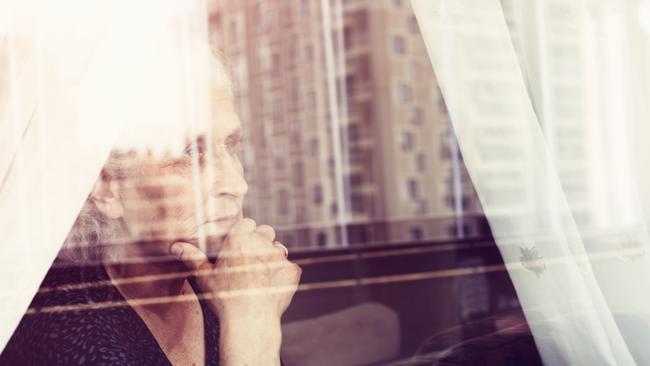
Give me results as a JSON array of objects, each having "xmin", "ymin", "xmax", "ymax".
[{"xmin": 0, "ymin": 48, "xmax": 301, "ymax": 365}]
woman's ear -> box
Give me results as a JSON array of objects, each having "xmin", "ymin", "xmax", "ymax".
[{"xmin": 90, "ymin": 174, "xmax": 125, "ymax": 219}]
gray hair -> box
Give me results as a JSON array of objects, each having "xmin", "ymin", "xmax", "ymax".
[
  {"xmin": 58, "ymin": 153, "xmax": 130, "ymax": 263},
  {"xmin": 59, "ymin": 43, "xmax": 234, "ymax": 264}
]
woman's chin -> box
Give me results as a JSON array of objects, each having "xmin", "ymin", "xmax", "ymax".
[
  {"xmin": 169, "ymin": 232, "xmax": 226, "ymax": 257},
  {"xmin": 203, "ymin": 221, "xmax": 234, "ymax": 237}
]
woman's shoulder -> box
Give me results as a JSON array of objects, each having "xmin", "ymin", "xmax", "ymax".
[
  {"xmin": 0, "ymin": 264, "xmax": 167, "ymax": 365},
  {"xmin": 2, "ymin": 305, "xmax": 130, "ymax": 364}
]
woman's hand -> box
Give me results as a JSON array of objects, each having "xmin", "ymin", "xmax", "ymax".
[{"xmin": 169, "ymin": 218, "xmax": 301, "ymax": 366}]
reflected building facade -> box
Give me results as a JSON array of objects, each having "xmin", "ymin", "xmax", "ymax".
[
  {"xmin": 208, "ymin": 0, "xmax": 485, "ymax": 248},
  {"xmin": 504, "ymin": 0, "xmax": 593, "ymax": 227}
]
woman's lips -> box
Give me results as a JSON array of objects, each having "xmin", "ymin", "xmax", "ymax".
[
  {"xmin": 204, "ymin": 214, "xmax": 238, "ymax": 227},
  {"xmin": 172, "ymin": 215, "xmax": 240, "ymax": 251}
]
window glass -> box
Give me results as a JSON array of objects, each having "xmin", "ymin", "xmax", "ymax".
[{"xmin": 3, "ymin": 0, "xmax": 582, "ymax": 365}]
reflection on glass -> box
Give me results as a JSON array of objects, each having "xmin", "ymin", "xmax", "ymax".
[{"xmin": 210, "ymin": 0, "xmax": 485, "ymax": 250}]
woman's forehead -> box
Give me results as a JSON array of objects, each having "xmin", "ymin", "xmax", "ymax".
[
  {"xmin": 111, "ymin": 54, "xmax": 238, "ymax": 155},
  {"xmin": 210, "ymin": 87, "xmax": 241, "ymax": 140}
]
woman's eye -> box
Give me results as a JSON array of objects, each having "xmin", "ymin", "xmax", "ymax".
[
  {"xmin": 184, "ymin": 145, "xmax": 205, "ymax": 160},
  {"xmin": 226, "ymin": 140, "xmax": 242, "ymax": 156}
]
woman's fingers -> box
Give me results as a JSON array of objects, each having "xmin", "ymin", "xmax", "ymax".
[
  {"xmin": 255, "ymin": 225, "xmax": 276, "ymax": 242},
  {"xmin": 170, "ymin": 241, "xmax": 211, "ymax": 272},
  {"xmin": 222, "ymin": 219, "xmax": 283, "ymax": 259},
  {"xmin": 231, "ymin": 218, "xmax": 256, "ymax": 234},
  {"xmin": 184, "ymin": 218, "xmax": 301, "ymax": 320},
  {"xmin": 272, "ymin": 240, "xmax": 288, "ymax": 258}
]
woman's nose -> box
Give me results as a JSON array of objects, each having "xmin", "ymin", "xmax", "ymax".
[{"xmin": 205, "ymin": 151, "xmax": 248, "ymax": 198}]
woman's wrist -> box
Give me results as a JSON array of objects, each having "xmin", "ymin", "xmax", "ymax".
[
  {"xmin": 219, "ymin": 314, "xmax": 282, "ymax": 366},
  {"xmin": 219, "ymin": 311, "xmax": 282, "ymax": 340},
  {"xmin": 216, "ymin": 303, "xmax": 282, "ymax": 325}
]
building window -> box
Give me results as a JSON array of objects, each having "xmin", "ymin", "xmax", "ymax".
[
  {"xmin": 272, "ymin": 53, "xmax": 281, "ymax": 71},
  {"xmin": 412, "ymin": 107, "xmax": 424, "ymax": 125},
  {"xmin": 304, "ymin": 92, "xmax": 316, "ymax": 110},
  {"xmin": 258, "ymin": 44, "xmax": 271, "ymax": 71},
  {"xmin": 410, "ymin": 62, "xmax": 420, "ymax": 81},
  {"xmin": 330, "ymin": 202, "xmax": 338, "ymax": 216},
  {"xmin": 309, "ymin": 137, "xmax": 319, "ymax": 157},
  {"xmin": 446, "ymin": 194, "xmax": 472, "ymax": 210},
  {"xmin": 272, "ymin": 98, "xmax": 283, "ymax": 125},
  {"xmin": 396, "ymin": 83, "xmax": 412, "ymax": 102},
  {"xmin": 253, "ymin": 3, "xmax": 263, "ymax": 28},
  {"xmin": 348, "ymin": 124, "xmax": 361, "ymax": 140},
  {"xmin": 354, "ymin": 10, "xmax": 369, "ymax": 32},
  {"xmin": 445, "ymin": 194, "xmax": 455, "ymax": 208},
  {"xmin": 259, "ymin": 122, "xmax": 267, "ymax": 148},
  {"xmin": 349, "ymin": 145, "xmax": 365, "ymax": 165},
  {"xmin": 407, "ymin": 179, "xmax": 419, "ymax": 200},
  {"xmin": 349, "ymin": 173, "xmax": 363, "ymax": 186},
  {"xmin": 261, "ymin": 4, "xmax": 279, "ymax": 29},
  {"xmin": 358, "ymin": 55, "xmax": 371, "ymax": 81},
  {"xmin": 441, "ymin": 139, "xmax": 453, "ymax": 160},
  {"xmin": 407, "ymin": 15, "xmax": 419, "ymax": 34},
  {"xmin": 409, "ymin": 226, "xmax": 423, "ymax": 240},
  {"xmin": 348, "ymin": 100, "xmax": 358, "ymax": 116},
  {"xmin": 287, "ymin": 34, "xmax": 298, "ymax": 61},
  {"xmin": 313, "ymin": 185, "xmax": 323, "ymax": 204},
  {"xmin": 317, "ymin": 231, "xmax": 327, "ymax": 247},
  {"xmin": 290, "ymin": 118, "xmax": 301, "ymax": 142},
  {"xmin": 328, "ymin": 157, "xmax": 335, "ymax": 176},
  {"xmin": 274, "ymin": 144, "xmax": 286, "ymax": 170},
  {"xmin": 416, "ymin": 153, "xmax": 426, "ymax": 171},
  {"xmin": 393, "ymin": 35, "xmax": 406, "ymax": 54},
  {"xmin": 344, "ymin": 27, "xmax": 354, "ymax": 50},
  {"xmin": 278, "ymin": 189, "xmax": 289, "ymax": 216},
  {"xmin": 300, "ymin": 0, "xmax": 310, "ymax": 17},
  {"xmin": 448, "ymin": 223, "xmax": 471, "ymax": 238},
  {"xmin": 361, "ymin": 102, "xmax": 374, "ymax": 125},
  {"xmin": 401, "ymin": 131, "xmax": 414, "ymax": 152},
  {"xmin": 295, "ymin": 206, "xmax": 306, "ymax": 223},
  {"xmin": 289, "ymin": 77, "xmax": 300, "ymax": 102},
  {"xmin": 416, "ymin": 200, "xmax": 427, "ymax": 214},
  {"xmin": 304, "ymin": 45, "xmax": 314, "ymax": 62},
  {"xmin": 280, "ymin": 233, "xmax": 294, "ymax": 247},
  {"xmin": 292, "ymin": 162, "xmax": 304, "ymax": 187},
  {"xmin": 346, "ymin": 74, "xmax": 358, "ymax": 97},
  {"xmin": 439, "ymin": 96, "xmax": 449, "ymax": 115},
  {"xmin": 351, "ymin": 193, "xmax": 365, "ymax": 213},
  {"xmin": 462, "ymin": 195, "xmax": 473, "ymax": 210}
]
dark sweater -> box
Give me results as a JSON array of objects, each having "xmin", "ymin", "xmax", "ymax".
[{"xmin": 0, "ymin": 262, "xmax": 221, "ymax": 365}]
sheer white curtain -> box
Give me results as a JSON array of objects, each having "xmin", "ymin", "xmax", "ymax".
[
  {"xmin": 0, "ymin": 0, "xmax": 211, "ymax": 351},
  {"xmin": 414, "ymin": 0, "xmax": 650, "ymax": 364}
]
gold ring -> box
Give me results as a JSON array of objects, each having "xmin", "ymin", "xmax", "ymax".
[{"xmin": 273, "ymin": 242, "xmax": 289, "ymax": 257}]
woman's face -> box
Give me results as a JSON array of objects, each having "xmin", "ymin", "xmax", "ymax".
[{"xmin": 108, "ymin": 78, "xmax": 248, "ymax": 257}]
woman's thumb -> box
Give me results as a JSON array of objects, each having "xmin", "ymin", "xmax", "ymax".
[{"xmin": 170, "ymin": 242, "xmax": 211, "ymax": 271}]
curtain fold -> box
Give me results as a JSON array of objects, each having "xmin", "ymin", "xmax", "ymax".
[
  {"xmin": 413, "ymin": 0, "xmax": 650, "ymax": 364},
  {"xmin": 0, "ymin": 0, "xmax": 210, "ymax": 351}
]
